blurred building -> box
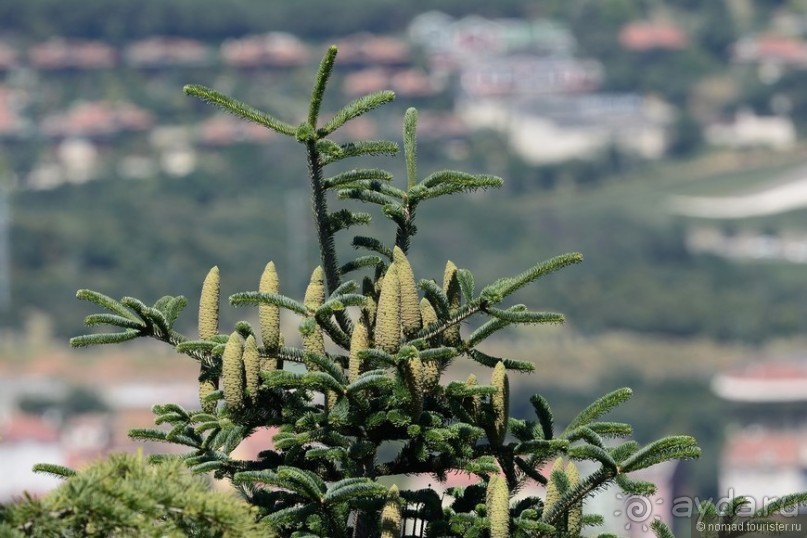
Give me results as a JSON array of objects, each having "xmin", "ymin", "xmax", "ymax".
[
  {"xmin": 0, "ymin": 414, "xmax": 65, "ymax": 501},
  {"xmin": 713, "ymin": 360, "xmax": 807, "ymax": 500}
]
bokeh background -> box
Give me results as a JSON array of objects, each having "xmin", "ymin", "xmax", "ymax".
[{"xmin": 1, "ymin": 1, "xmax": 806, "ymax": 533}]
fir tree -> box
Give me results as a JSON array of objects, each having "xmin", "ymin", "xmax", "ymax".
[
  {"xmin": 64, "ymin": 47, "xmax": 806, "ymax": 537},
  {"xmin": 0, "ymin": 453, "xmax": 269, "ymax": 537}
]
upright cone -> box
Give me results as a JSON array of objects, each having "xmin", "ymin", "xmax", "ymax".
[
  {"xmin": 393, "ymin": 246, "xmax": 421, "ymax": 339},
  {"xmin": 198, "ymin": 266, "xmax": 220, "ymax": 340},
  {"xmin": 375, "ymin": 263, "xmax": 401, "ymax": 354},
  {"xmin": 490, "ymin": 361, "xmax": 509, "ymax": 446},
  {"xmin": 443, "ymin": 261, "xmax": 461, "ymax": 345},
  {"xmin": 222, "ymin": 331, "xmax": 244, "ymax": 409},
  {"xmin": 486, "ymin": 474, "xmax": 510, "ymax": 538},
  {"xmin": 302, "ymin": 267, "xmax": 326, "ymax": 368},
  {"xmin": 259, "ymin": 262, "xmax": 280, "ymax": 351},
  {"xmin": 380, "ymin": 485, "xmax": 402, "ymax": 538},
  {"xmin": 243, "ymin": 334, "xmax": 260, "ymax": 401}
]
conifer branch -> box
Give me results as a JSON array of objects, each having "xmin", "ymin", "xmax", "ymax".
[
  {"xmin": 306, "ymin": 138, "xmax": 343, "ymax": 302},
  {"xmin": 484, "ymin": 305, "xmax": 565, "ymax": 325},
  {"xmin": 183, "ymin": 84, "xmax": 295, "ymax": 136},
  {"xmin": 320, "ymin": 140, "xmax": 398, "ymax": 166},
  {"xmin": 322, "ymin": 169, "xmax": 393, "ymax": 190},
  {"xmin": 467, "ymin": 306, "xmax": 525, "ymax": 346},
  {"xmin": 75, "ymin": 289, "xmax": 141, "ymax": 321},
  {"xmin": 541, "ymin": 466, "xmax": 617, "ymax": 527},
  {"xmin": 619, "ymin": 435, "xmax": 700, "ymax": 473},
  {"xmin": 615, "ymin": 474, "xmax": 657, "ymax": 496},
  {"xmin": 530, "ymin": 394, "xmax": 554, "ymax": 440},
  {"xmin": 337, "ymin": 187, "xmax": 401, "ymax": 207},
  {"xmin": 319, "ymin": 91, "xmax": 395, "ymax": 137},
  {"xmin": 588, "ymin": 421, "xmax": 632, "ymax": 438},
  {"xmin": 410, "ymin": 173, "xmax": 503, "ymax": 202},
  {"xmin": 308, "ymin": 46, "xmax": 338, "ymax": 128},
  {"xmin": 466, "ymin": 349, "xmax": 536, "ymax": 373},
  {"xmin": 32, "ymin": 463, "xmax": 77, "ymax": 479},
  {"xmin": 651, "ymin": 520, "xmax": 676, "ymax": 538},
  {"xmin": 417, "ymin": 279, "xmax": 450, "ymax": 318},
  {"xmin": 327, "ymin": 209, "xmax": 372, "ymax": 234},
  {"xmin": 404, "ymin": 108, "xmax": 418, "ymax": 190},
  {"xmin": 83, "ymin": 313, "xmax": 145, "ymax": 330},
  {"xmin": 315, "ymin": 312, "xmax": 351, "ymax": 350},
  {"xmin": 564, "ymin": 388, "xmax": 633, "ymax": 433},
  {"xmin": 230, "ymin": 291, "xmax": 308, "ymax": 316},
  {"xmin": 70, "ymin": 330, "xmax": 141, "ymax": 347},
  {"xmin": 346, "ymin": 371, "xmax": 393, "ymax": 397},
  {"xmin": 339, "ymin": 255, "xmax": 384, "ymax": 276},
  {"xmin": 456, "ymin": 269, "xmax": 475, "ymax": 303},
  {"xmin": 480, "ymin": 253, "xmax": 583, "ymax": 303}
]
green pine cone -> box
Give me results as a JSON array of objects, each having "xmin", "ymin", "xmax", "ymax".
[
  {"xmin": 198, "ymin": 375, "xmax": 218, "ymax": 414},
  {"xmin": 544, "ymin": 457, "xmax": 565, "ymax": 513},
  {"xmin": 464, "ymin": 373, "xmax": 480, "ymax": 419},
  {"xmin": 393, "ymin": 246, "xmax": 421, "ymax": 339},
  {"xmin": 198, "ymin": 266, "xmax": 220, "ymax": 340},
  {"xmin": 259, "ymin": 261, "xmax": 280, "ymax": 352},
  {"xmin": 363, "ymin": 294, "xmax": 377, "ymax": 331},
  {"xmin": 302, "ymin": 267, "xmax": 326, "ymax": 368},
  {"xmin": 375, "ymin": 263, "xmax": 401, "ymax": 354},
  {"xmin": 490, "ymin": 361, "xmax": 509, "ymax": 446},
  {"xmin": 380, "ymin": 485, "xmax": 402, "ymax": 538},
  {"xmin": 420, "ymin": 297, "xmax": 437, "ymax": 328},
  {"xmin": 420, "ymin": 298, "xmax": 441, "ymax": 388},
  {"xmin": 261, "ymin": 332, "xmax": 282, "ymax": 372},
  {"xmin": 349, "ymin": 319, "xmax": 369, "ymax": 382},
  {"xmin": 486, "ymin": 474, "xmax": 510, "ymax": 538},
  {"xmin": 304, "ymin": 266, "xmax": 326, "ymax": 310},
  {"xmin": 243, "ymin": 334, "xmax": 260, "ymax": 401},
  {"xmin": 403, "ymin": 354, "xmax": 424, "ymax": 415},
  {"xmin": 443, "ymin": 261, "xmax": 461, "ymax": 345},
  {"xmin": 222, "ymin": 331, "xmax": 244, "ymax": 409},
  {"xmin": 422, "ymin": 360, "xmax": 440, "ymax": 392},
  {"xmin": 566, "ymin": 461, "xmax": 582, "ymax": 536}
]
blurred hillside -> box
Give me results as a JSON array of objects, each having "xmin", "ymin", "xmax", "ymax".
[{"xmin": 3, "ymin": 1, "xmax": 807, "ymax": 342}]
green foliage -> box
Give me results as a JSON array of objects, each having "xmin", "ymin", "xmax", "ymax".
[
  {"xmin": 61, "ymin": 47, "xmax": 806, "ymax": 538},
  {"xmin": 0, "ymin": 453, "xmax": 268, "ymax": 537}
]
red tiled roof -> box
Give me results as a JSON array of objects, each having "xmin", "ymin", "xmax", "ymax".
[
  {"xmin": 723, "ymin": 429, "xmax": 807, "ymax": 467},
  {"xmin": 126, "ymin": 37, "xmax": 209, "ymax": 67},
  {"xmin": 619, "ymin": 22, "xmax": 688, "ymax": 51},
  {"xmin": 221, "ymin": 33, "xmax": 309, "ymax": 67},
  {"xmin": 713, "ymin": 359, "xmax": 807, "ymax": 402},
  {"xmin": 333, "ymin": 34, "xmax": 410, "ymax": 65},
  {"xmin": 2, "ymin": 414, "xmax": 59, "ymax": 443},
  {"xmin": 41, "ymin": 101, "xmax": 153, "ymax": 137},
  {"xmin": 734, "ymin": 35, "xmax": 807, "ymax": 65},
  {"xmin": 29, "ymin": 39, "xmax": 116, "ymax": 70}
]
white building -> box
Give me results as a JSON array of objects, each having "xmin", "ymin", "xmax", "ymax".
[
  {"xmin": 705, "ymin": 109, "xmax": 796, "ymax": 151},
  {"xmin": 459, "ymin": 94, "xmax": 672, "ymax": 164},
  {"xmin": 713, "ymin": 360, "xmax": 807, "ymax": 502}
]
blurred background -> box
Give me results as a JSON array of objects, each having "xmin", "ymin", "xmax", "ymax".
[{"xmin": 0, "ymin": 0, "xmax": 806, "ymax": 533}]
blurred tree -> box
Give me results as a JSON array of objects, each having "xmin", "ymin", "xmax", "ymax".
[{"xmin": 0, "ymin": 453, "xmax": 269, "ymax": 537}]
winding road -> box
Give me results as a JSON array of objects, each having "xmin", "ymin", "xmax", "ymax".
[{"xmin": 669, "ymin": 164, "xmax": 807, "ymax": 219}]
